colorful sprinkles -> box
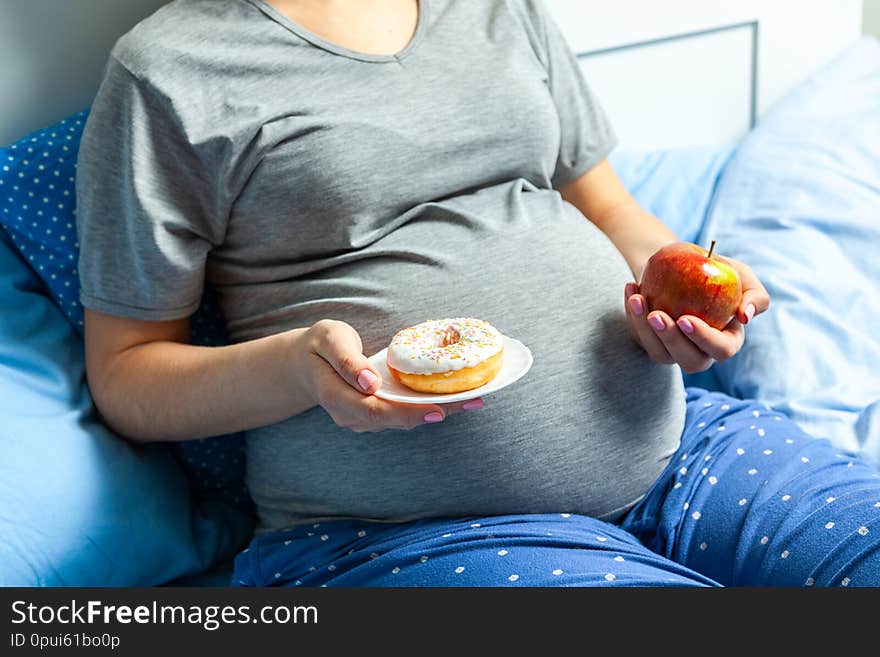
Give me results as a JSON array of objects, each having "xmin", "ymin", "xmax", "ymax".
[{"xmin": 386, "ymin": 318, "xmax": 503, "ymax": 374}]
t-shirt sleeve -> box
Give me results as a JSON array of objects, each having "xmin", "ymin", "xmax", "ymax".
[
  {"xmin": 531, "ymin": 0, "xmax": 618, "ymax": 187},
  {"xmin": 76, "ymin": 55, "xmax": 227, "ymax": 321}
]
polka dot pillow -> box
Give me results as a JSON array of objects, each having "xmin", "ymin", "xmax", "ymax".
[{"xmin": 0, "ymin": 111, "xmax": 250, "ymax": 510}]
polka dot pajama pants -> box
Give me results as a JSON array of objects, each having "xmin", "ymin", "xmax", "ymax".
[{"xmin": 232, "ymin": 388, "xmax": 880, "ymax": 587}]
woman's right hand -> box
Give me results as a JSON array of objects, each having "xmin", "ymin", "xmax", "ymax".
[{"xmin": 298, "ymin": 319, "xmax": 483, "ymax": 432}]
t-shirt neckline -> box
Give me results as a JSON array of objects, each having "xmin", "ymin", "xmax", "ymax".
[{"xmin": 245, "ymin": 0, "xmax": 429, "ymax": 64}]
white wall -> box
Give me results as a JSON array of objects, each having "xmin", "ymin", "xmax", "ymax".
[
  {"xmin": 0, "ymin": 0, "xmax": 169, "ymax": 145},
  {"xmin": 550, "ymin": 0, "xmax": 862, "ymax": 121},
  {"xmin": 546, "ymin": 0, "xmax": 862, "ymax": 148}
]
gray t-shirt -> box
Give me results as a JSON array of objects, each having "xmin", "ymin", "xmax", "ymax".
[{"xmin": 77, "ymin": 0, "xmax": 686, "ymax": 529}]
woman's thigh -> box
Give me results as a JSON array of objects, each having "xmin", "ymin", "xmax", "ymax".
[
  {"xmin": 622, "ymin": 388, "xmax": 880, "ymax": 587},
  {"xmin": 233, "ymin": 514, "xmax": 718, "ymax": 587}
]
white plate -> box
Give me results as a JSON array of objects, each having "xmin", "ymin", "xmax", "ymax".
[{"xmin": 367, "ymin": 335, "xmax": 533, "ymax": 405}]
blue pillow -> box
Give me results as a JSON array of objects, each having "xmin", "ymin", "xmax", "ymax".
[
  {"xmin": 697, "ymin": 37, "xmax": 880, "ymax": 464},
  {"xmin": 610, "ymin": 146, "xmax": 734, "ymax": 244},
  {"xmin": 0, "ymin": 227, "xmax": 252, "ymax": 585},
  {"xmin": 0, "ymin": 114, "xmax": 249, "ymax": 506}
]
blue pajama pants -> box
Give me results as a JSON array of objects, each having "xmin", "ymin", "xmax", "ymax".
[{"xmin": 232, "ymin": 388, "xmax": 880, "ymax": 587}]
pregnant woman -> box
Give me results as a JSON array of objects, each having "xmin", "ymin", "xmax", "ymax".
[{"xmin": 77, "ymin": 0, "xmax": 880, "ymax": 586}]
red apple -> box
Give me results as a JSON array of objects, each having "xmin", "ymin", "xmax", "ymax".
[{"xmin": 639, "ymin": 241, "xmax": 743, "ymax": 330}]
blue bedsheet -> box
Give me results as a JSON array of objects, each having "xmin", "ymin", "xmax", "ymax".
[{"xmin": 697, "ymin": 38, "xmax": 880, "ymax": 463}]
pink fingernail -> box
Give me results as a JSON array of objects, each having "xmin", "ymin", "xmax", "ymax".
[
  {"xmin": 648, "ymin": 315, "xmax": 665, "ymax": 331},
  {"xmin": 629, "ymin": 297, "xmax": 644, "ymax": 316},
  {"xmin": 463, "ymin": 399, "xmax": 484, "ymax": 411},
  {"xmin": 357, "ymin": 369, "xmax": 378, "ymax": 392},
  {"xmin": 745, "ymin": 304, "xmax": 756, "ymax": 323},
  {"xmin": 677, "ymin": 318, "xmax": 694, "ymax": 334},
  {"xmin": 424, "ymin": 411, "xmax": 444, "ymax": 423}
]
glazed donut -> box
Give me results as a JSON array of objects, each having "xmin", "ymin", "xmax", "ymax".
[{"xmin": 386, "ymin": 318, "xmax": 504, "ymax": 394}]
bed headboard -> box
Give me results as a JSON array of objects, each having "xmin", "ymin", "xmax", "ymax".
[
  {"xmin": 0, "ymin": 0, "xmax": 863, "ymax": 149},
  {"xmin": 546, "ymin": 0, "xmax": 862, "ymax": 148}
]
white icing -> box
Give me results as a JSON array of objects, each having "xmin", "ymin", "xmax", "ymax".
[{"xmin": 386, "ymin": 318, "xmax": 503, "ymax": 374}]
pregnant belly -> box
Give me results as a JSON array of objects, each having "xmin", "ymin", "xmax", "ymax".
[{"xmin": 242, "ymin": 183, "xmax": 687, "ymax": 529}]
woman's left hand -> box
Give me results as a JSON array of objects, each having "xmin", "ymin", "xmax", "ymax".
[{"xmin": 624, "ymin": 256, "xmax": 770, "ymax": 373}]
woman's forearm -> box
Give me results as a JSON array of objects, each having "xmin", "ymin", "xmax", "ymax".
[
  {"xmin": 589, "ymin": 202, "xmax": 677, "ymax": 280},
  {"xmin": 558, "ymin": 159, "xmax": 676, "ymax": 280},
  {"xmin": 90, "ymin": 327, "xmax": 315, "ymax": 443}
]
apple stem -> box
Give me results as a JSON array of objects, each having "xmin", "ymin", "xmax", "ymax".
[{"xmin": 707, "ymin": 240, "xmax": 716, "ymax": 260}]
